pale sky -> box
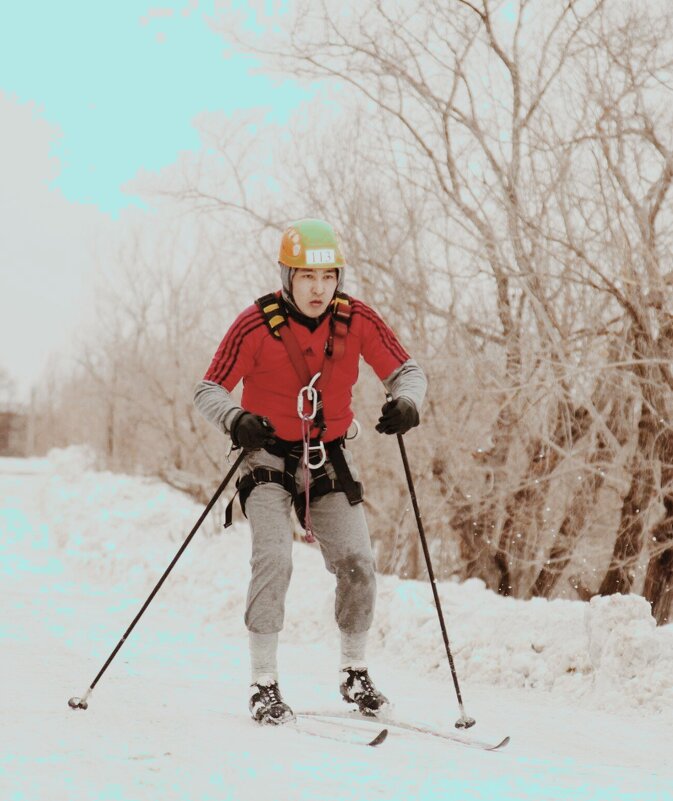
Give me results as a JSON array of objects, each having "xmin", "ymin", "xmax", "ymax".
[
  {"xmin": 0, "ymin": 93, "xmax": 109, "ymax": 402},
  {"xmin": 0, "ymin": 1, "xmax": 311, "ymax": 402}
]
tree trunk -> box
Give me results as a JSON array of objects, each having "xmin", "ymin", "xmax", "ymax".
[
  {"xmin": 105, "ymin": 397, "xmax": 115, "ymax": 465},
  {"xmin": 532, "ymin": 384, "xmax": 633, "ymax": 598},
  {"xmin": 643, "ymin": 430, "xmax": 673, "ymax": 624},
  {"xmin": 532, "ymin": 465, "xmax": 605, "ymax": 598},
  {"xmin": 599, "ymin": 327, "xmax": 664, "ymax": 597},
  {"xmin": 448, "ymin": 402, "xmax": 517, "ymax": 592},
  {"xmin": 643, "ymin": 501, "xmax": 673, "ymax": 624},
  {"xmin": 598, "ymin": 393, "xmax": 657, "ymax": 595},
  {"xmin": 642, "ymin": 318, "xmax": 673, "ymax": 624},
  {"xmin": 497, "ymin": 404, "xmax": 591, "ymax": 596}
]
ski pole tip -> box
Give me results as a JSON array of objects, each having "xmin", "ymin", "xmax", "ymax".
[
  {"xmin": 455, "ymin": 715, "xmax": 476, "ymax": 729},
  {"xmin": 68, "ymin": 688, "xmax": 92, "ymax": 710}
]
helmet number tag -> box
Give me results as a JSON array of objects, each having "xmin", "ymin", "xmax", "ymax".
[{"xmin": 306, "ymin": 248, "xmax": 335, "ymax": 265}]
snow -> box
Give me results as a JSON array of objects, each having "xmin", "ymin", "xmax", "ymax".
[{"xmin": 1, "ymin": 447, "xmax": 672, "ymax": 800}]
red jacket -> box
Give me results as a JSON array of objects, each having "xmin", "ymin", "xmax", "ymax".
[{"xmin": 204, "ymin": 296, "xmax": 410, "ymax": 442}]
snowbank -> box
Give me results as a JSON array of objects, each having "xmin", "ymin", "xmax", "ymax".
[
  {"xmin": 585, "ymin": 593, "xmax": 673, "ymax": 711},
  {"xmin": 374, "ymin": 574, "xmax": 673, "ymax": 715},
  {"xmin": 46, "ymin": 443, "xmax": 100, "ymax": 475},
  {"xmin": 15, "ymin": 447, "xmax": 673, "ymax": 717}
]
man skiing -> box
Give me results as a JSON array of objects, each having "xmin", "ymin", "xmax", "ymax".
[{"xmin": 194, "ymin": 218, "xmax": 427, "ymax": 725}]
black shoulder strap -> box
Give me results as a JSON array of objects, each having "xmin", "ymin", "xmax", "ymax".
[
  {"xmin": 332, "ymin": 291, "xmax": 353, "ymax": 315},
  {"xmin": 256, "ymin": 292, "xmax": 287, "ymax": 339},
  {"xmin": 256, "ymin": 292, "xmax": 313, "ymax": 386},
  {"xmin": 326, "ymin": 291, "xmax": 353, "ymax": 359}
]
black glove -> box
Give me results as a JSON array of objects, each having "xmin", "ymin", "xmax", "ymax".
[
  {"xmin": 375, "ymin": 397, "xmax": 419, "ymax": 435},
  {"xmin": 230, "ymin": 411, "xmax": 276, "ymax": 450}
]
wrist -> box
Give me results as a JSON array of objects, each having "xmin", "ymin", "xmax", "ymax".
[
  {"xmin": 225, "ymin": 407, "xmax": 246, "ymax": 435},
  {"xmin": 229, "ymin": 409, "xmax": 250, "ymax": 446}
]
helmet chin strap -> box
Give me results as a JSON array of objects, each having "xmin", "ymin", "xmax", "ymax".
[{"xmin": 281, "ymin": 283, "xmax": 300, "ymax": 315}]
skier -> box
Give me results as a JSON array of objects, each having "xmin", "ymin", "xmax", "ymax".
[{"xmin": 194, "ymin": 218, "xmax": 427, "ymax": 725}]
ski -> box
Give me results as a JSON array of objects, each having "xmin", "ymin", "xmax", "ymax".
[
  {"xmin": 248, "ymin": 709, "xmax": 389, "ymax": 748},
  {"xmin": 291, "ymin": 717, "xmax": 389, "ymax": 748},
  {"xmin": 297, "ymin": 710, "xmax": 510, "ymax": 752}
]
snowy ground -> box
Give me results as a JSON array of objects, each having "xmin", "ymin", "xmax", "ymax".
[{"xmin": 1, "ymin": 447, "xmax": 672, "ymax": 801}]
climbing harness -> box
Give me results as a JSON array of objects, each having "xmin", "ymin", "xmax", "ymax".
[{"xmin": 224, "ymin": 292, "xmax": 363, "ymax": 537}]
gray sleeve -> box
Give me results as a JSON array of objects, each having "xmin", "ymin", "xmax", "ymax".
[
  {"xmin": 193, "ymin": 380, "xmax": 243, "ymax": 435},
  {"xmin": 382, "ymin": 358, "xmax": 428, "ymax": 413}
]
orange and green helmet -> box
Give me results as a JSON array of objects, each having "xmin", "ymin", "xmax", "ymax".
[{"xmin": 278, "ymin": 218, "xmax": 346, "ymax": 271}]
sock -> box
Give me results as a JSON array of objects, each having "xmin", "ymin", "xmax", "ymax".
[
  {"xmin": 249, "ymin": 631, "xmax": 279, "ymax": 685},
  {"xmin": 340, "ymin": 629, "xmax": 368, "ymax": 671}
]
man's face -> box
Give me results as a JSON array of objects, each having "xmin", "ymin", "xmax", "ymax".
[{"xmin": 291, "ymin": 268, "xmax": 338, "ymax": 318}]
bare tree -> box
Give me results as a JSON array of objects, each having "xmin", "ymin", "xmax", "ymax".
[
  {"xmin": 32, "ymin": 0, "xmax": 673, "ymax": 620},
  {"xmin": 227, "ymin": 0, "xmax": 615, "ymax": 594},
  {"xmin": 537, "ymin": 3, "xmax": 673, "ymax": 619},
  {"xmin": 0, "ymin": 367, "xmax": 17, "ymax": 408},
  {"xmin": 215, "ymin": 0, "xmax": 673, "ymax": 613}
]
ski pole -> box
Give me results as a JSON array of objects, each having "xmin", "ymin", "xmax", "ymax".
[
  {"xmin": 395, "ymin": 432, "xmax": 476, "ymax": 729},
  {"xmin": 68, "ymin": 449, "xmax": 247, "ymax": 711}
]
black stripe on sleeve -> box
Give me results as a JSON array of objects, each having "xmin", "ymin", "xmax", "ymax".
[
  {"xmin": 208, "ymin": 311, "xmax": 265, "ymax": 385},
  {"xmin": 352, "ymin": 301, "xmax": 410, "ymax": 363}
]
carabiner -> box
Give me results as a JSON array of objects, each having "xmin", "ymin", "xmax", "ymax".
[
  {"xmin": 297, "ymin": 372, "xmax": 322, "ymax": 421},
  {"xmin": 307, "ymin": 441, "xmax": 327, "ymax": 469},
  {"xmin": 345, "ymin": 419, "xmax": 361, "ymax": 441}
]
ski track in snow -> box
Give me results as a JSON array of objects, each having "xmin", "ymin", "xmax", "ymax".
[{"xmin": 1, "ymin": 448, "xmax": 672, "ymax": 801}]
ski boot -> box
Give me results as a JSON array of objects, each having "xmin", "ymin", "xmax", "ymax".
[
  {"xmin": 340, "ymin": 667, "xmax": 389, "ymax": 716},
  {"xmin": 249, "ymin": 680, "xmax": 295, "ymax": 725}
]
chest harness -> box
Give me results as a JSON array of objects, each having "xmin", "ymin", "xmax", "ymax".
[{"xmin": 224, "ymin": 291, "xmax": 364, "ymax": 540}]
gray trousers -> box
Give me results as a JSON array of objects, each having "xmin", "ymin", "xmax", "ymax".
[{"xmin": 241, "ymin": 446, "xmax": 376, "ymax": 636}]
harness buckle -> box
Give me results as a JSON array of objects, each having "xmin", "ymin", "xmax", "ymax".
[
  {"xmin": 297, "ymin": 372, "xmax": 321, "ymax": 421},
  {"xmin": 253, "ymin": 467, "xmax": 275, "ymax": 486}
]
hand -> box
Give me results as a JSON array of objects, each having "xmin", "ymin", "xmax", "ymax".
[
  {"xmin": 375, "ymin": 397, "xmax": 419, "ymax": 435},
  {"xmin": 230, "ymin": 412, "xmax": 276, "ymax": 450}
]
